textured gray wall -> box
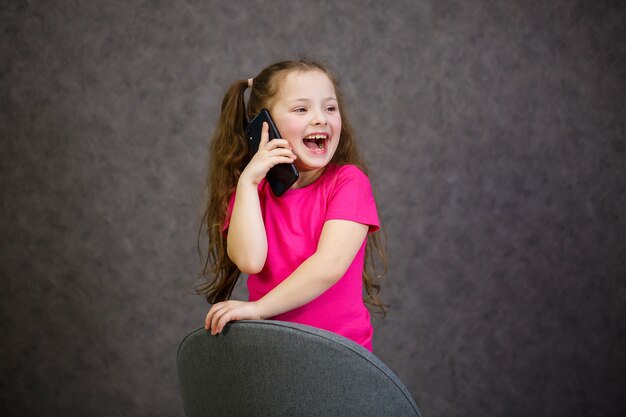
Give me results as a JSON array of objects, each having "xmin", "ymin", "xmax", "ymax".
[{"xmin": 2, "ymin": 1, "xmax": 625, "ymax": 416}]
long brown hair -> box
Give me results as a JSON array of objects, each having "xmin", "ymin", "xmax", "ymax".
[{"xmin": 197, "ymin": 59, "xmax": 388, "ymax": 315}]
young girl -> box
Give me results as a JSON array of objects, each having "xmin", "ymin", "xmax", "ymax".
[{"xmin": 198, "ymin": 59, "xmax": 386, "ymax": 351}]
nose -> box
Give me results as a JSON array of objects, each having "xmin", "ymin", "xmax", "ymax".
[{"xmin": 310, "ymin": 109, "xmax": 328, "ymax": 126}]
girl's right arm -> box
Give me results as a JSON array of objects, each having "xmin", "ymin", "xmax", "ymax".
[{"xmin": 226, "ymin": 122, "xmax": 296, "ymax": 274}]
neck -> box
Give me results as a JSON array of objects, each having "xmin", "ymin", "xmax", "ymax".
[{"xmin": 291, "ymin": 166, "xmax": 327, "ymax": 189}]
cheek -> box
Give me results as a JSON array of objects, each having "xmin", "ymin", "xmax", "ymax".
[
  {"xmin": 280, "ymin": 123, "xmax": 300, "ymax": 143},
  {"xmin": 285, "ymin": 137, "xmax": 299, "ymax": 149},
  {"xmin": 333, "ymin": 114, "xmax": 342, "ymax": 133},
  {"xmin": 274, "ymin": 118, "xmax": 301, "ymax": 141}
]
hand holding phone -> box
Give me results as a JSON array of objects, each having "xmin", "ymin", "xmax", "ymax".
[{"xmin": 245, "ymin": 109, "xmax": 299, "ymax": 196}]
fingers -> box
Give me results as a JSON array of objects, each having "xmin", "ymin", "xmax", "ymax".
[
  {"xmin": 254, "ymin": 139, "xmax": 296, "ymax": 167},
  {"xmin": 254, "ymin": 122, "xmax": 295, "ymax": 161},
  {"xmin": 269, "ymin": 150, "xmax": 297, "ymax": 164},
  {"xmin": 212, "ymin": 306, "xmax": 228, "ymax": 334},
  {"xmin": 259, "ymin": 122, "xmax": 270, "ymax": 148},
  {"xmin": 263, "ymin": 137, "xmax": 293, "ymax": 153},
  {"xmin": 204, "ymin": 301, "xmax": 261, "ymax": 335},
  {"xmin": 204, "ymin": 302, "xmax": 236, "ymax": 335},
  {"xmin": 258, "ymin": 123, "xmax": 291, "ymax": 153},
  {"xmin": 204, "ymin": 303, "xmax": 221, "ymax": 330},
  {"xmin": 206, "ymin": 303, "xmax": 225, "ymax": 334},
  {"xmin": 241, "ymin": 132, "xmax": 297, "ymax": 185}
]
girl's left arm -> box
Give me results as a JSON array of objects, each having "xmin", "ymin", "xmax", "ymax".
[{"xmin": 205, "ymin": 219, "xmax": 368, "ymax": 334}]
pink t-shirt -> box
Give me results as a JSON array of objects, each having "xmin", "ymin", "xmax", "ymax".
[{"xmin": 224, "ymin": 164, "xmax": 380, "ymax": 351}]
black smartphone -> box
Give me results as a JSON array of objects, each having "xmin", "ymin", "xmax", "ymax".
[{"xmin": 245, "ymin": 109, "xmax": 299, "ymax": 197}]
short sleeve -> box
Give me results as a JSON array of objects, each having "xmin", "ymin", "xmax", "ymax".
[{"xmin": 325, "ymin": 165, "xmax": 380, "ymax": 232}]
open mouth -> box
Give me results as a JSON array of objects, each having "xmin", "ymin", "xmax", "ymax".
[{"xmin": 303, "ymin": 133, "xmax": 328, "ymax": 150}]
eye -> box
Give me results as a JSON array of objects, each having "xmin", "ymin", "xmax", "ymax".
[
  {"xmin": 325, "ymin": 105, "xmax": 337, "ymax": 112},
  {"xmin": 293, "ymin": 107, "xmax": 307, "ymax": 113}
]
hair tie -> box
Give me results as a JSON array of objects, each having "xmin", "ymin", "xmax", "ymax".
[{"xmin": 247, "ymin": 78, "xmax": 253, "ymax": 88}]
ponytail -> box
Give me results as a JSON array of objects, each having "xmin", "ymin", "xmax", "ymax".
[
  {"xmin": 197, "ymin": 79, "xmax": 251, "ymax": 303},
  {"xmin": 219, "ymin": 79, "xmax": 250, "ymax": 136}
]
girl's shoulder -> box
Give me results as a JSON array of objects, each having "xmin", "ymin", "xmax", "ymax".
[
  {"xmin": 319, "ymin": 164, "xmax": 374, "ymax": 201},
  {"xmin": 326, "ymin": 164, "xmax": 370, "ymax": 186},
  {"xmin": 328, "ymin": 163, "xmax": 368, "ymax": 178}
]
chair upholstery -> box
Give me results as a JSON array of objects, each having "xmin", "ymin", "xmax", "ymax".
[{"xmin": 177, "ymin": 320, "xmax": 422, "ymax": 417}]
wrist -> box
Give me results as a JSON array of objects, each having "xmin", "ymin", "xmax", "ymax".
[
  {"xmin": 237, "ymin": 175, "xmax": 259, "ymax": 192},
  {"xmin": 252, "ymin": 299, "xmax": 269, "ymax": 321}
]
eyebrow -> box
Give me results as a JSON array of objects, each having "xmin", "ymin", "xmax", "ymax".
[{"xmin": 287, "ymin": 97, "xmax": 338, "ymax": 104}]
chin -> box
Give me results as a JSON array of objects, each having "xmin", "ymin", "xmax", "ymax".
[{"xmin": 296, "ymin": 155, "xmax": 335, "ymax": 171}]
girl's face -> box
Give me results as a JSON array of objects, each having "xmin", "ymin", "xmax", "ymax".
[{"xmin": 269, "ymin": 70, "xmax": 342, "ymax": 178}]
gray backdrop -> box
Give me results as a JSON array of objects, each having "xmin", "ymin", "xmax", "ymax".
[{"xmin": 2, "ymin": 1, "xmax": 625, "ymax": 416}]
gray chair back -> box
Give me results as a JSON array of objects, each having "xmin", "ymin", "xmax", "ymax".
[{"xmin": 177, "ymin": 320, "xmax": 422, "ymax": 417}]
